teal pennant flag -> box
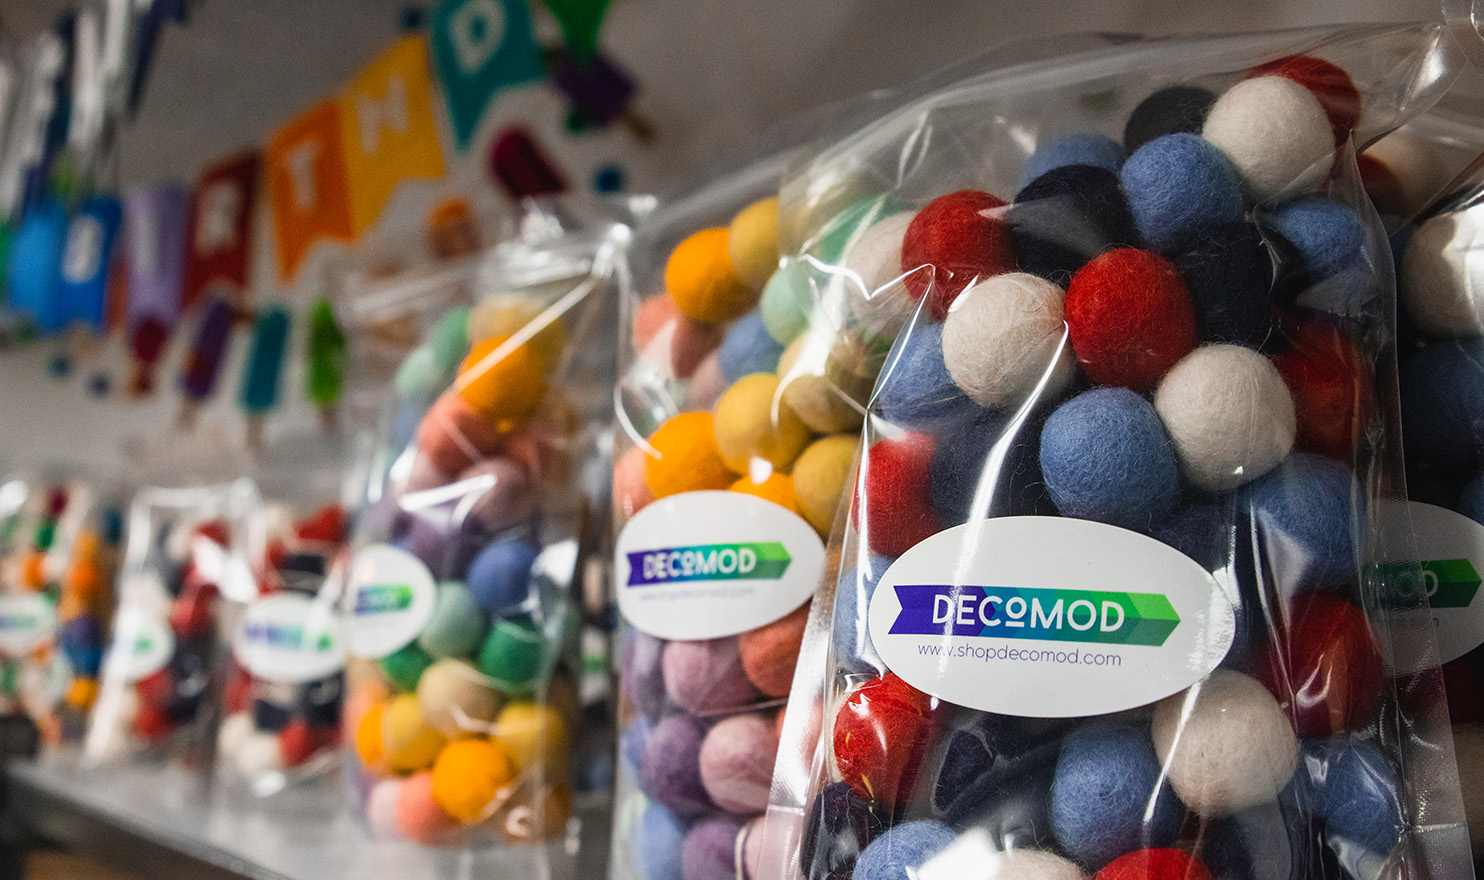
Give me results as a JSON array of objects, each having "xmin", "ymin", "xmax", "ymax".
[{"xmin": 429, "ymin": 0, "xmax": 546, "ymax": 149}]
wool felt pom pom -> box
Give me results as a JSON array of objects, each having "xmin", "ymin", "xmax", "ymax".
[
  {"xmin": 687, "ymin": 352, "xmax": 728, "ymax": 413},
  {"xmin": 493, "ymin": 702, "xmax": 568, "ymax": 774},
  {"xmin": 367, "ymin": 778, "xmax": 404, "ymax": 838},
  {"xmin": 835, "ymin": 558, "xmax": 891, "ymax": 674},
  {"xmin": 851, "ymin": 820, "xmax": 956, "ymax": 880},
  {"xmin": 646, "ymin": 412, "xmax": 738, "ymax": 498},
  {"xmin": 802, "ymin": 780, "xmax": 884, "ymax": 880},
  {"xmin": 877, "ymin": 321, "xmax": 977, "ymax": 430},
  {"xmin": 1258, "ymin": 592, "xmax": 1382, "ymax": 738},
  {"xmin": 1041, "ymin": 388, "xmax": 1181, "ymax": 531},
  {"xmin": 943, "ymin": 272, "xmax": 1075, "ymax": 408},
  {"xmin": 699, "ymin": 713, "xmax": 779, "ymax": 814},
  {"xmin": 713, "ymin": 373, "xmax": 813, "ymax": 473},
  {"xmin": 730, "ymin": 472, "xmax": 801, "ymax": 515},
  {"xmin": 1011, "ymin": 165, "xmax": 1139, "ymax": 284},
  {"xmin": 1401, "ymin": 339, "xmax": 1484, "ymax": 468},
  {"xmin": 1022, "ymin": 133, "xmax": 1127, "ymax": 188},
  {"xmin": 416, "ymin": 394, "xmax": 506, "ymax": 476},
  {"xmin": 1202, "ymin": 77, "xmax": 1335, "ymax": 203},
  {"xmin": 1271, "ymin": 318, "xmax": 1374, "ymax": 462},
  {"xmin": 1169, "ymin": 222, "xmax": 1275, "ymax": 348},
  {"xmin": 793, "ymin": 435, "xmax": 859, "ymax": 536},
  {"xmin": 467, "ymin": 295, "xmax": 565, "ymax": 366},
  {"xmin": 634, "ymin": 295, "xmax": 725, "ymax": 380},
  {"xmin": 382, "ymin": 694, "xmax": 447, "ymax": 773},
  {"xmin": 1066, "ymin": 248, "xmax": 1197, "ymax": 390},
  {"xmin": 1151, "ymin": 670, "xmax": 1297, "ymax": 817},
  {"xmin": 719, "ymin": 311, "xmax": 786, "ymax": 384},
  {"xmin": 739, "ymin": 603, "xmax": 809, "ymax": 697},
  {"xmin": 929, "ymin": 409, "xmax": 1046, "ymax": 527},
  {"xmin": 1296, "ymin": 736, "xmax": 1403, "ymax": 856},
  {"xmin": 418, "ymin": 582, "xmax": 489, "ymax": 659},
  {"xmin": 1124, "ymin": 86, "xmax": 1217, "ymax": 153},
  {"xmin": 856, "ymin": 432, "xmax": 942, "ymax": 558},
  {"xmin": 1120, "ymin": 134, "xmax": 1244, "ymax": 252},
  {"xmin": 379, "ymin": 641, "xmax": 435, "ymax": 693},
  {"xmin": 431, "ymin": 738, "xmax": 515, "ymax": 824},
  {"xmin": 761, "ymin": 260, "xmax": 819, "ymax": 346},
  {"xmin": 931, "ymin": 728, "xmax": 999, "ymax": 815},
  {"xmin": 663, "ymin": 637, "xmax": 761, "ymax": 716},
  {"xmin": 730, "ymin": 197, "xmax": 781, "ymax": 290},
  {"xmin": 1248, "ymin": 453, "xmax": 1359, "ymax": 593},
  {"xmin": 1049, "ymin": 723, "xmax": 1186, "ymax": 868},
  {"xmin": 901, "ymin": 190, "xmax": 1016, "ymax": 320},
  {"xmin": 465, "ymin": 538, "xmax": 538, "ymax": 614},
  {"xmin": 395, "ymin": 347, "xmax": 445, "ymax": 401},
  {"xmin": 938, "ymin": 738, "xmax": 1057, "ymax": 845},
  {"xmin": 777, "ymin": 333, "xmax": 875, "ymax": 434},
  {"xmin": 416, "ymin": 659, "xmax": 503, "ymax": 736},
  {"xmin": 616, "ymin": 445, "xmax": 657, "ymax": 519},
  {"xmin": 667, "ymin": 227, "xmax": 757, "ymax": 324},
  {"xmin": 1095, "ymin": 849, "xmax": 1212, "ymax": 880},
  {"xmin": 1154, "ymin": 344, "xmax": 1296, "ymax": 491},
  {"xmin": 843, "ymin": 212, "xmax": 919, "ymax": 339},
  {"xmin": 395, "ymin": 771, "xmax": 459, "ymax": 843},
  {"xmin": 682, "ymin": 816, "xmax": 746, "ymax": 880},
  {"xmin": 455, "ymin": 458, "xmax": 534, "ymax": 535},
  {"xmin": 834, "ymin": 673, "xmax": 933, "ymax": 806},
  {"xmin": 636, "ymin": 804, "xmax": 688, "ymax": 880},
  {"xmin": 456, "ymin": 336, "xmax": 547, "ymax": 423},
  {"xmin": 1248, "ymin": 55, "xmax": 1361, "ymax": 146},
  {"xmin": 1260, "ymin": 197, "xmax": 1364, "ymax": 283},
  {"xmin": 641, "ymin": 713, "xmax": 714, "ymax": 817}
]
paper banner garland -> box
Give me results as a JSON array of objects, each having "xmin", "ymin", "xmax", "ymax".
[
  {"xmin": 183, "ymin": 151, "xmax": 259, "ymax": 310},
  {"xmin": 429, "ymin": 0, "xmax": 545, "ymax": 149},
  {"xmin": 57, "ymin": 194, "xmax": 122, "ymax": 330},
  {"xmin": 542, "ymin": 0, "xmax": 611, "ymax": 62},
  {"xmin": 266, "ymin": 100, "xmax": 353, "ymax": 281}
]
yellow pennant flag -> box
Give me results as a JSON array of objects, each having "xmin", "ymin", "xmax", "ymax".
[{"xmin": 337, "ymin": 35, "xmax": 448, "ymax": 235}]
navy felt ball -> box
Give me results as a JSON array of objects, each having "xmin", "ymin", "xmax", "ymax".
[
  {"xmin": 944, "ymin": 751, "xmax": 1057, "ymax": 850},
  {"xmin": 1049, "ymin": 723, "xmax": 1186, "ymax": 868},
  {"xmin": 1121, "ymin": 133, "xmax": 1244, "ymax": 252},
  {"xmin": 835, "ymin": 557, "xmax": 892, "ymax": 674},
  {"xmin": 1298, "ymin": 736, "xmax": 1403, "ymax": 857},
  {"xmin": 635, "ymin": 803, "xmax": 687, "ymax": 880},
  {"xmin": 1010, "ymin": 165, "xmax": 1139, "ymax": 284},
  {"xmin": 1170, "ymin": 222, "xmax": 1275, "ymax": 348},
  {"xmin": 851, "ymin": 820, "xmax": 955, "ymax": 880},
  {"xmin": 1260, "ymin": 197, "xmax": 1364, "ymax": 283},
  {"xmin": 1124, "ymin": 86, "xmax": 1217, "ymax": 153},
  {"xmin": 1460, "ymin": 473, "xmax": 1484, "ymax": 526},
  {"xmin": 1201, "ymin": 797, "xmax": 1308, "ymax": 880},
  {"xmin": 1021, "ymin": 133, "xmax": 1126, "ymax": 189},
  {"xmin": 929, "ymin": 409, "xmax": 1045, "ymax": 527},
  {"xmin": 1248, "ymin": 453, "xmax": 1359, "ymax": 593},
  {"xmin": 298, "ymin": 672, "xmax": 343, "ymax": 727},
  {"xmin": 59, "ymin": 616, "xmax": 104, "ymax": 675},
  {"xmin": 719, "ymin": 311, "xmax": 785, "ymax": 385},
  {"xmin": 1041, "ymin": 388, "xmax": 1181, "ymax": 531},
  {"xmin": 802, "ymin": 780, "xmax": 883, "ymax": 880},
  {"xmin": 251, "ymin": 697, "xmax": 292, "ymax": 732},
  {"xmin": 465, "ymin": 538, "xmax": 539, "ymax": 614},
  {"xmin": 877, "ymin": 321, "xmax": 978, "ymax": 429},
  {"xmin": 931, "ymin": 728, "xmax": 998, "ymax": 814},
  {"xmin": 1401, "ymin": 339, "xmax": 1484, "ymax": 469}
]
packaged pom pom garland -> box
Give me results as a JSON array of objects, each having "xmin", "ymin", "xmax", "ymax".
[{"xmin": 751, "ymin": 20, "xmax": 1484, "ymax": 880}]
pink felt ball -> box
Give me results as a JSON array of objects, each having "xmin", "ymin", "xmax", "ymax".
[
  {"xmin": 663, "ymin": 637, "xmax": 762, "ymax": 717},
  {"xmin": 688, "ymin": 351, "xmax": 728, "ymax": 412},
  {"xmin": 699, "ymin": 713, "xmax": 780, "ymax": 815},
  {"xmin": 406, "ymin": 452, "xmax": 454, "ymax": 494},
  {"xmin": 416, "ymin": 394, "xmax": 507, "ymax": 475},
  {"xmin": 395, "ymin": 771, "xmax": 460, "ymax": 844},
  {"xmin": 367, "ymin": 778, "xmax": 405, "ymax": 839},
  {"xmin": 616, "ymin": 445, "xmax": 656, "ymax": 518},
  {"xmin": 456, "ymin": 457, "xmax": 535, "ymax": 533},
  {"xmin": 634, "ymin": 295, "xmax": 724, "ymax": 379}
]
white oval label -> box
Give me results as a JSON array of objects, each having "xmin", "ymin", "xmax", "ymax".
[
  {"xmin": 614, "ymin": 491, "xmax": 825, "ymax": 640},
  {"xmin": 234, "ymin": 594, "xmax": 346, "ymax": 684},
  {"xmin": 345, "ymin": 544, "xmax": 437, "ymax": 659},
  {"xmin": 0, "ymin": 594, "xmax": 56, "ymax": 655},
  {"xmin": 868, "ymin": 516, "xmax": 1235, "ymax": 718},
  {"xmin": 111, "ymin": 606, "xmax": 175, "ymax": 683},
  {"xmin": 1399, "ymin": 502, "xmax": 1484, "ymax": 665}
]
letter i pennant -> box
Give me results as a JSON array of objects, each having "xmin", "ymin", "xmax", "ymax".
[{"xmin": 429, "ymin": 0, "xmax": 545, "ymax": 149}]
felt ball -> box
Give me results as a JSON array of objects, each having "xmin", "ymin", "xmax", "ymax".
[
  {"xmin": 1151, "ymin": 670, "xmax": 1297, "ymax": 817},
  {"xmin": 417, "ymin": 582, "xmax": 489, "ymax": 659},
  {"xmin": 456, "ymin": 458, "xmax": 534, "ymax": 535},
  {"xmin": 761, "ymin": 259, "xmax": 818, "ymax": 346},
  {"xmin": 1260, "ymin": 197, "xmax": 1364, "ymax": 283},
  {"xmin": 416, "ymin": 659, "xmax": 503, "ymax": 736},
  {"xmin": 851, "ymin": 820, "xmax": 955, "ymax": 880},
  {"xmin": 467, "ymin": 294, "xmax": 567, "ymax": 366},
  {"xmin": 1271, "ymin": 319, "xmax": 1374, "ymax": 462},
  {"xmin": 396, "ymin": 346, "xmax": 445, "ymax": 400},
  {"xmin": 941, "ymin": 757, "xmax": 1058, "ymax": 850},
  {"xmin": 1202, "ymin": 77, "xmax": 1335, "ymax": 203},
  {"xmin": 355, "ymin": 700, "xmax": 388, "ymax": 770},
  {"xmin": 834, "ymin": 673, "xmax": 933, "ymax": 805},
  {"xmin": 731, "ymin": 473, "xmax": 801, "ymax": 514},
  {"xmin": 417, "ymin": 394, "xmax": 506, "ymax": 475},
  {"xmin": 877, "ymin": 322, "xmax": 974, "ymax": 430},
  {"xmin": 1248, "ymin": 453, "xmax": 1359, "ymax": 593},
  {"xmin": 395, "ymin": 771, "xmax": 459, "ymax": 843},
  {"xmin": 1124, "ymin": 86, "xmax": 1217, "ymax": 153},
  {"xmin": 687, "ymin": 352, "xmax": 728, "ymax": 412},
  {"xmin": 794, "ymin": 435, "xmax": 859, "ymax": 536},
  {"xmin": 1168, "ymin": 222, "xmax": 1275, "ymax": 348},
  {"xmin": 739, "ymin": 603, "xmax": 809, "ymax": 697},
  {"xmin": 1198, "ymin": 799, "xmax": 1307, "ymax": 880},
  {"xmin": 1041, "ymin": 388, "xmax": 1181, "ymax": 530},
  {"xmin": 465, "ymin": 538, "xmax": 538, "ymax": 614},
  {"xmin": 1362, "ymin": 131, "xmax": 1451, "ymax": 219},
  {"xmin": 1120, "ymin": 134, "xmax": 1243, "ymax": 252},
  {"xmin": 1022, "ymin": 133, "xmax": 1127, "ymax": 187},
  {"xmin": 478, "ymin": 617, "xmax": 543, "ymax": 695},
  {"xmin": 842, "ymin": 212, "xmax": 919, "ymax": 338},
  {"xmin": 1248, "ymin": 55, "xmax": 1360, "ymax": 145},
  {"xmin": 667, "ymin": 227, "xmax": 757, "ymax": 324},
  {"xmin": 233, "ymin": 729, "xmax": 286, "ymax": 778},
  {"xmin": 941, "ymin": 272, "xmax": 1075, "ymax": 411},
  {"xmin": 802, "ymin": 780, "xmax": 883, "ymax": 880},
  {"xmin": 379, "ymin": 640, "xmax": 435, "ymax": 693},
  {"xmin": 1011, "ymin": 165, "xmax": 1139, "ymax": 284},
  {"xmin": 367, "ymin": 779, "xmax": 404, "ymax": 838},
  {"xmin": 776, "ymin": 334, "xmax": 871, "ymax": 435},
  {"xmin": 251, "ymin": 697, "xmax": 292, "ymax": 732},
  {"xmin": 278, "ymin": 719, "xmax": 327, "ymax": 767},
  {"xmin": 663, "ymin": 637, "xmax": 761, "ymax": 716},
  {"xmin": 641, "ymin": 713, "xmax": 713, "ymax": 817},
  {"xmin": 1300, "ymin": 736, "xmax": 1402, "ymax": 856},
  {"xmin": 1401, "ymin": 339, "xmax": 1484, "ymax": 467},
  {"xmin": 932, "ymin": 728, "xmax": 999, "ymax": 815},
  {"xmin": 680, "ymin": 816, "xmax": 745, "ymax": 880},
  {"xmin": 834, "ymin": 559, "xmax": 891, "ymax": 673},
  {"xmin": 1154, "ymin": 344, "xmax": 1296, "ymax": 491},
  {"xmin": 621, "ymin": 630, "xmax": 667, "ymax": 718},
  {"xmin": 405, "ymin": 512, "xmax": 456, "ymax": 576},
  {"xmin": 1049, "ymin": 723, "xmax": 1186, "ymax": 867},
  {"xmin": 621, "ymin": 716, "xmax": 652, "ymax": 774},
  {"xmin": 456, "ymin": 336, "xmax": 547, "ymax": 422},
  {"xmin": 856, "ymin": 432, "xmax": 941, "ymax": 558},
  {"xmin": 493, "ymin": 702, "xmax": 568, "ymax": 773},
  {"xmin": 901, "ymin": 190, "xmax": 1017, "ymax": 320},
  {"xmin": 1452, "ymin": 723, "xmax": 1484, "ymax": 857},
  {"xmin": 698, "ymin": 713, "xmax": 779, "ymax": 814},
  {"xmin": 1095, "ymin": 849, "xmax": 1212, "ymax": 880},
  {"xmin": 928, "ymin": 410, "xmax": 1046, "ymax": 527},
  {"xmin": 713, "ymin": 373, "xmax": 813, "ymax": 473},
  {"xmin": 1258, "ymin": 592, "xmax": 1381, "ymax": 737},
  {"xmin": 730, "ymin": 197, "xmax": 781, "ymax": 290},
  {"xmin": 817, "ymin": 195, "xmax": 904, "ymax": 262},
  {"xmin": 431, "ymin": 738, "xmax": 515, "ymax": 823},
  {"xmin": 1066, "ymin": 248, "xmax": 1197, "ymax": 390},
  {"xmin": 383, "ymin": 694, "xmax": 447, "ymax": 773},
  {"xmin": 616, "ymin": 445, "xmax": 657, "ymax": 518},
  {"xmin": 720, "ymin": 311, "xmax": 786, "ymax": 384},
  {"xmin": 634, "ymin": 295, "xmax": 726, "ymax": 379},
  {"xmin": 647, "ymin": 413, "xmax": 737, "ymax": 498},
  {"xmin": 636, "ymin": 804, "xmax": 688, "ymax": 880}
]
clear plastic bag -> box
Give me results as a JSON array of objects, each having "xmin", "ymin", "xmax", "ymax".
[{"xmin": 755, "ymin": 22, "xmax": 1479, "ymax": 880}]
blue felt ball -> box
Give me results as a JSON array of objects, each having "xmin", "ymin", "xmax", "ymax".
[
  {"xmin": 1124, "ymin": 86, "xmax": 1217, "ymax": 153},
  {"xmin": 1170, "ymin": 222, "xmax": 1275, "ymax": 348},
  {"xmin": 1121, "ymin": 133, "xmax": 1244, "ymax": 252},
  {"xmin": 1040, "ymin": 388, "xmax": 1181, "ymax": 531},
  {"xmin": 929, "ymin": 409, "xmax": 1046, "ymax": 527},
  {"xmin": 932, "ymin": 728, "xmax": 998, "ymax": 814},
  {"xmin": 1021, "ymin": 133, "xmax": 1125, "ymax": 189},
  {"xmin": 851, "ymin": 820, "xmax": 956, "ymax": 880},
  {"xmin": 1011, "ymin": 164, "xmax": 1139, "ymax": 284},
  {"xmin": 1459, "ymin": 473, "xmax": 1484, "ymax": 526},
  {"xmin": 803, "ymin": 780, "xmax": 883, "ymax": 880},
  {"xmin": 1401, "ymin": 339, "xmax": 1484, "ymax": 469},
  {"xmin": 719, "ymin": 310, "xmax": 785, "ymax": 384},
  {"xmin": 1260, "ymin": 197, "xmax": 1365, "ymax": 283},
  {"xmin": 635, "ymin": 803, "xmax": 687, "ymax": 880},
  {"xmin": 1150, "ymin": 503, "xmax": 1257, "ymax": 668},
  {"xmin": 621, "ymin": 715, "xmax": 652, "ymax": 775},
  {"xmin": 835, "ymin": 557, "xmax": 891, "ymax": 674},
  {"xmin": 1297, "ymin": 737, "xmax": 1402, "ymax": 857},
  {"xmin": 1248, "ymin": 453, "xmax": 1359, "ymax": 593},
  {"xmin": 1049, "ymin": 723, "xmax": 1186, "ymax": 868},
  {"xmin": 59, "ymin": 616, "xmax": 104, "ymax": 676},
  {"xmin": 465, "ymin": 538, "xmax": 539, "ymax": 614},
  {"xmin": 878, "ymin": 322, "xmax": 978, "ymax": 429}
]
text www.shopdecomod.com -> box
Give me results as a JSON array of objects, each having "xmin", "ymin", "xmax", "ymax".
[{"xmin": 916, "ymin": 642, "xmax": 1122, "ymax": 666}]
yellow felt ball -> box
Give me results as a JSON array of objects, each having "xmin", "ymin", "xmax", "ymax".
[
  {"xmin": 417, "ymin": 660, "xmax": 504, "ymax": 738},
  {"xmin": 731, "ymin": 473, "xmax": 801, "ymax": 515},
  {"xmin": 383, "ymin": 694, "xmax": 447, "ymax": 773},
  {"xmin": 665, "ymin": 228, "xmax": 757, "ymax": 325},
  {"xmin": 713, "ymin": 373, "xmax": 812, "ymax": 473},
  {"xmin": 493, "ymin": 783, "xmax": 573, "ymax": 844},
  {"xmin": 431, "ymin": 738, "xmax": 516, "ymax": 824},
  {"xmin": 65, "ymin": 676, "xmax": 99, "ymax": 710},
  {"xmin": 728, "ymin": 197, "xmax": 781, "ymax": 290},
  {"xmin": 645, "ymin": 412, "xmax": 737, "ymax": 498},
  {"xmin": 777, "ymin": 334, "xmax": 874, "ymax": 434},
  {"xmin": 792, "ymin": 434, "xmax": 859, "ymax": 535},
  {"xmin": 455, "ymin": 336, "xmax": 547, "ymax": 422},
  {"xmin": 468, "ymin": 295, "xmax": 567, "ymax": 369},
  {"xmin": 493, "ymin": 702, "xmax": 569, "ymax": 775},
  {"xmin": 355, "ymin": 701, "xmax": 388, "ymax": 770}
]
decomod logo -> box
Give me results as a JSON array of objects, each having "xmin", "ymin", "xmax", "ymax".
[
  {"xmin": 355, "ymin": 583, "xmax": 415, "ymax": 614},
  {"xmin": 244, "ymin": 621, "xmax": 335, "ymax": 652},
  {"xmin": 626, "ymin": 542, "xmax": 791, "ymax": 587},
  {"xmin": 889, "ymin": 584, "xmax": 1180, "ymax": 647}
]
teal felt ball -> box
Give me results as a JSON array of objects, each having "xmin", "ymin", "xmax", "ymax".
[
  {"xmin": 416, "ymin": 581, "xmax": 489, "ymax": 659},
  {"xmin": 478, "ymin": 616, "xmax": 545, "ymax": 695}
]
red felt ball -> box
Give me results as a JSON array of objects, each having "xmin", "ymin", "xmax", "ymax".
[
  {"xmin": 738, "ymin": 602, "xmax": 810, "ymax": 697},
  {"xmin": 1258, "ymin": 592, "xmax": 1383, "ymax": 738},
  {"xmin": 1066, "ymin": 248, "xmax": 1197, "ymax": 390},
  {"xmin": 279, "ymin": 719, "xmax": 328, "ymax": 767},
  {"xmin": 195, "ymin": 520, "xmax": 230, "ymax": 547},
  {"xmin": 223, "ymin": 666, "xmax": 253, "ymax": 715},
  {"xmin": 1096, "ymin": 848, "xmax": 1213, "ymax": 880},
  {"xmin": 134, "ymin": 703, "xmax": 176, "ymax": 742},
  {"xmin": 901, "ymin": 190, "xmax": 1016, "ymax": 320},
  {"xmin": 1272, "ymin": 315, "xmax": 1374, "ymax": 463},
  {"xmin": 136, "ymin": 669, "xmax": 173, "ymax": 706},
  {"xmin": 169, "ymin": 586, "xmax": 215, "ymax": 638},
  {"xmin": 1249, "ymin": 55, "xmax": 1361, "ymax": 146},
  {"xmin": 854, "ymin": 432, "xmax": 941, "ymax": 558},
  {"xmin": 296, "ymin": 505, "xmax": 346, "ymax": 544},
  {"xmin": 1357, "ymin": 154, "xmax": 1407, "ymax": 217},
  {"xmin": 833, "ymin": 672, "xmax": 933, "ymax": 806}
]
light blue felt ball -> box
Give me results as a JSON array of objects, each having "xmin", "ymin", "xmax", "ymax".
[
  {"xmin": 877, "ymin": 321, "xmax": 979, "ymax": 430},
  {"xmin": 718, "ymin": 310, "xmax": 785, "ymax": 384},
  {"xmin": 465, "ymin": 538, "xmax": 539, "ymax": 614},
  {"xmin": 1021, "ymin": 133, "xmax": 1126, "ymax": 189},
  {"xmin": 1121, "ymin": 133, "xmax": 1244, "ymax": 252},
  {"xmin": 1260, "ymin": 197, "xmax": 1365, "ymax": 282},
  {"xmin": 635, "ymin": 803, "xmax": 687, "ymax": 880},
  {"xmin": 851, "ymin": 819, "xmax": 956, "ymax": 880},
  {"xmin": 1248, "ymin": 453, "xmax": 1359, "ymax": 593},
  {"xmin": 1049, "ymin": 723, "xmax": 1186, "ymax": 868},
  {"xmin": 761, "ymin": 259, "xmax": 818, "ymax": 345}
]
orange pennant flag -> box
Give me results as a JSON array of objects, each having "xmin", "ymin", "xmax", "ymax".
[{"xmin": 266, "ymin": 100, "xmax": 355, "ymax": 282}]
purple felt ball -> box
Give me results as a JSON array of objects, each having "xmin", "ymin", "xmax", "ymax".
[
  {"xmin": 622, "ymin": 630, "xmax": 668, "ymax": 718},
  {"xmin": 699, "ymin": 713, "xmax": 779, "ymax": 815},
  {"xmin": 641, "ymin": 713, "xmax": 714, "ymax": 818},
  {"xmin": 663, "ymin": 638, "xmax": 761, "ymax": 717},
  {"xmin": 682, "ymin": 816, "xmax": 746, "ymax": 880},
  {"xmin": 456, "ymin": 457, "xmax": 535, "ymax": 534},
  {"xmin": 406, "ymin": 512, "xmax": 455, "ymax": 575}
]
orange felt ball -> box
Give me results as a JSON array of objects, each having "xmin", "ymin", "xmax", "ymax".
[
  {"xmin": 355, "ymin": 702, "xmax": 387, "ymax": 771},
  {"xmin": 20, "ymin": 552, "xmax": 45, "ymax": 590},
  {"xmin": 395, "ymin": 772, "xmax": 460, "ymax": 843},
  {"xmin": 738, "ymin": 603, "xmax": 810, "ymax": 697},
  {"xmin": 456, "ymin": 336, "xmax": 547, "ymax": 422},
  {"xmin": 431, "ymin": 738, "xmax": 516, "ymax": 824},
  {"xmin": 666, "ymin": 228, "xmax": 757, "ymax": 324},
  {"xmin": 416, "ymin": 394, "xmax": 507, "ymax": 475},
  {"xmin": 633, "ymin": 295, "xmax": 724, "ymax": 379},
  {"xmin": 645, "ymin": 413, "xmax": 737, "ymax": 498},
  {"xmin": 730, "ymin": 473, "xmax": 801, "ymax": 515}
]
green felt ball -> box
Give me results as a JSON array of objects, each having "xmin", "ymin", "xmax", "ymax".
[
  {"xmin": 477, "ymin": 617, "xmax": 544, "ymax": 696},
  {"xmin": 378, "ymin": 640, "xmax": 435, "ymax": 692},
  {"xmin": 394, "ymin": 346, "xmax": 445, "ymax": 400},
  {"xmin": 813, "ymin": 194, "xmax": 898, "ymax": 263},
  {"xmin": 429, "ymin": 306, "xmax": 472, "ymax": 371},
  {"xmin": 417, "ymin": 581, "xmax": 489, "ymax": 660},
  {"xmin": 761, "ymin": 259, "xmax": 817, "ymax": 346}
]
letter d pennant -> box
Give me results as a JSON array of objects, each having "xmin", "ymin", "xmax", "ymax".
[{"xmin": 429, "ymin": 0, "xmax": 545, "ymax": 149}]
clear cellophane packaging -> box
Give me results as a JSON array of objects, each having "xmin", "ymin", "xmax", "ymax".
[
  {"xmin": 750, "ymin": 22, "xmax": 1482, "ymax": 880},
  {"xmin": 339, "ymin": 207, "xmax": 630, "ymax": 868}
]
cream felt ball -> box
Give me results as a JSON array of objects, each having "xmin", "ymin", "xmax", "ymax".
[
  {"xmin": 1151, "ymin": 670, "xmax": 1297, "ymax": 817},
  {"xmin": 699, "ymin": 713, "xmax": 779, "ymax": 814},
  {"xmin": 1154, "ymin": 345, "xmax": 1296, "ymax": 491},
  {"xmin": 1203, "ymin": 77, "xmax": 1335, "ymax": 203},
  {"xmin": 416, "ymin": 659, "xmax": 503, "ymax": 736},
  {"xmin": 1401, "ymin": 211, "xmax": 1484, "ymax": 337},
  {"xmin": 843, "ymin": 212, "xmax": 919, "ymax": 338},
  {"xmin": 942, "ymin": 273, "xmax": 1075, "ymax": 409}
]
